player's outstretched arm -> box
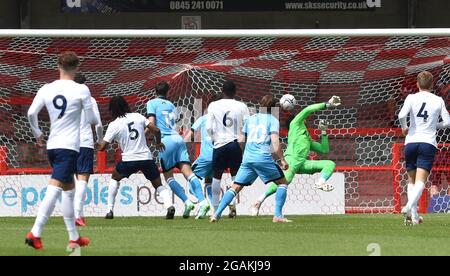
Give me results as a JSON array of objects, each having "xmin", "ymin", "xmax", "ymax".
[
  {"xmin": 290, "ymin": 96, "xmax": 341, "ymax": 128},
  {"xmin": 310, "ymin": 120, "xmax": 330, "ymax": 154}
]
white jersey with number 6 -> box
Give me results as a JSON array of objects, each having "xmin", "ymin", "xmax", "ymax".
[
  {"xmin": 206, "ymin": 99, "xmax": 250, "ymax": 149},
  {"xmin": 103, "ymin": 113, "xmax": 153, "ymax": 162},
  {"xmin": 28, "ymin": 80, "xmax": 94, "ymax": 152},
  {"xmin": 399, "ymin": 91, "xmax": 450, "ymax": 148}
]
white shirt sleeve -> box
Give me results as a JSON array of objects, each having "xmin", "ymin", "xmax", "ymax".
[
  {"xmin": 92, "ymin": 98, "xmax": 104, "ymax": 142},
  {"xmin": 191, "ymin": 116, "xmax": 203, "ymax": 132},
  {"xmin": 81, "ymin": 86, "xmax": 98, "ymax": 126},
  {"xmin": 242, "ymin": 104, "xmax": 250, "ymax": 123},
  {"xmin": 27, "ymin": 90, "xmax": 45, "ymax": 139},
  {"xmin": 206, "ymin": 103, "xmax": 215, "ymax": 137},
  {"xmin": 437, "ymin": 98, "xmax": 450, "ymax": 129},
  {"xmin": 103, "ymin": 121, "xmax": 119, "ymax": 144},
  {"xmin": 140, "ymin": 114, "xmax": 148, "ymax": 128},
  {"xmin": 145, "ymin": 118, "xmax": 151, "ymax": 128},
  {"xmin": 398, "ymin": 95, "xmax": 411, "ymax": 130}
]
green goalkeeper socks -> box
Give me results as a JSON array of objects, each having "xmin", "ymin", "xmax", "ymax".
[{"xmin": 265, "ymin": 183, "xmax": 278, "ymax": 198}]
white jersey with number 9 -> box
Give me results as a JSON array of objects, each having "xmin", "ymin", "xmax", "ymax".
[{"xmin": 28, "ymin": 80, "xmax": 93, "ymax": 152}]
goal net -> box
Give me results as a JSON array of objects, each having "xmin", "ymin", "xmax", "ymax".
[{"xmin": 0, "ymin": 30, "xmax": 448, "ymax": 216}]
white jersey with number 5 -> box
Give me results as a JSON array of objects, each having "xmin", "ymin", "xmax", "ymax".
[
  {"xmin": 399, "ymin": 91, "xmax": 450, "ymax": 148},
  {"xmin": 206, "ymin": 99, "xmax": 250, "ymax": 149},
  {"xmin": 28, "ymin": 80, "xmax": 93, "ymax": 152},
  {"xmin": 103, "ymin": 113, "xmax": 152, "ymax": 162}
]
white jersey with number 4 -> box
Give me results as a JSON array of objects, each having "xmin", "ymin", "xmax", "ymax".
[
  {"xmin": 399, "ymin": 91, "xmax": 450, "ymax": 148},
  {"xmin": 206, "ymin": 99, "xmax": 250, "ymax": 149},
  {"xmin": 28, "ymin": 80, "xmax": 94, "ymax": 152},
  {"xmin": 103, "ymin": 113, "xmax": 152, "ymax": 162}
]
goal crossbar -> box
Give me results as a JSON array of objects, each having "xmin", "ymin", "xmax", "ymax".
[{"xmin": 0, "ymin": 28, "xmax": 449, "ymax": 38}]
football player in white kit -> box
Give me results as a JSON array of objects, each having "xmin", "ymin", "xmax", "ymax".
[
  {"xmin": 99, "ymin": 96, "xmax": 175, "ymax": 219},
  {"xmin": 206, "ymin": 81, "xmax": 250, "ymax": 216},
  {"xmin": 73, "ymin": 73, "xmax": 104, "ymax": 227},
  {"xmin": 399, "ymin": 71, "xmax": 450, "ymax": 226},
  {"xmin": 26, "ymin": 52, "xmax": 98, "ymax": 250}
]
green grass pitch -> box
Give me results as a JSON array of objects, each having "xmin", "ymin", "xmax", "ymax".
[{"xmin": 1, "ymin": 214, "xmax": 449, "ymax": 256}]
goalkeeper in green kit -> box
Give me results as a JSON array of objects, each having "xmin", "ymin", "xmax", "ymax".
[{"xmin": 251, "ymin": 96, "xmax": 342, "ymax": 216}]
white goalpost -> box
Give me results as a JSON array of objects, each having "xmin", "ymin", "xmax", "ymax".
[{"xmin": 0, "ymin": 28, "xmax": 449, "ymax": 37}]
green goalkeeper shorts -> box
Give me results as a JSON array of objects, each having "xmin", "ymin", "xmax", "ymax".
[{"xmin": 284, "ymin": 155, "xmax": 336, "ymax": 184}]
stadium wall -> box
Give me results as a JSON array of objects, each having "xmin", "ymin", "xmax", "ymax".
[
  {"xmin": 0, "ymin": 0, "xmax": 21, "ymax": 29},
  {"xmin": 0, "ymin": 0, "xmax": 448, "ymax": 29}
]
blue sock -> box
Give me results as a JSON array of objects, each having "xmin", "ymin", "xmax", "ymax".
[
  {"xmin": 205, "ymin": 184, "xmax": 213, "ymax": 202},
  {"xmin": 188, "ymin": 174, "xmax": 206, "ymax": 202},
  {"xmin": 167, "ymin": 177, "xmax": 188, "ymax": 203},
  {"xmin": 275, "ymin": 185, "xmax": 288, "ymax": 218},
  {"xmin": 214, "ymin": 189, "xmax": 237, "ymax": 218}
]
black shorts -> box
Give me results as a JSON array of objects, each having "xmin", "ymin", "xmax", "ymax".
[
  {"xmin": 47, "ymin": 149, "xmax": 78, "ymax": 184},
  {"xmin": 212, "ymin": 141, "xmax": 243, "ymax": 174},
  {"xmin": 76, "ymin": 147, "xmax": 94, "ymax": 174},
  {"xmin": 405, "ymin": 143, "xmax": 437, "ymax": 173},
  {"xmin": 116, "ymin": 160, "xmax": 160, "ymax": 181}
]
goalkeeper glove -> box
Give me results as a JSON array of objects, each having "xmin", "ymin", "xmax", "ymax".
[
  {"xmin": 326, "ymin": 96, "xmax": 341, "ymax": 108},
  {"xmin": 318, "ymin": 119, "xmax": 329, "ymax": 135}
]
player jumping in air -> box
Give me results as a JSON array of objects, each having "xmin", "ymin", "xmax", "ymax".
[
  {"xmin": 183, "ymin": 94, "xmax": 222, "ymax": 214},
  {"xmin": 399, "ymin": 71, "xmax": 450, "ymax": 226},
  {"xmin": 210, "ymin": 95, "xmax": 290, "ymax": 223},
  {"xmin": 26, "ymin": 52, "xmax": 97, "ymax": 250},
  {"xmin": 206, "ymin": 81, "xmax": 250, "ymax": 217},
  {"xmin": 251, "ymin": 96, "xmax": 342, "ymax": 216},
  {"xmin": 147, "ymin": 81, "xmax": 210, "ymax": 219},
  {"xmin": 73, "ymin": 73, "xmax": 103, "ymax": 227},
  {"xmin": 100, "ymin": 96, "xmax": 175, "ymax": 219}
]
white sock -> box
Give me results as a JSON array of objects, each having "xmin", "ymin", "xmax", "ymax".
[
  {"xmin": 205, "ymin": 183, "xmax": 213, "ymax": 204},
  {"xmin": 31, "ymin": 185, "xmax": 62, "ymax": 237},
  {"xmin": 156, "ymin": 186, "xmax": 173, "ymax": 209},
  {"xmin": 407, "ymin": 183, "xmax": 418, "ymax": 217},
  {"xmin": 61, "ymin": 189, "xmax": 80, "ymax": 241},
  {"xmin": 211, "ymin": 178, "xmax": 222, "ymax": 211},
  {"xmin": 74, "ymin": 180, "xmax": 88, "ymax": 219},
  {"xmin": 407, "ymin": 181, "xmax": 425, "ymax": 212},
  {"xmin": 108, "ymin": 179, "xmax": 120, "ymax": 212}
]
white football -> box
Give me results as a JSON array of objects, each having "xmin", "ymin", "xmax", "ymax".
[{"xmin": 280, "ymin": 94, "xmax": 296, "ymax": 111}]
